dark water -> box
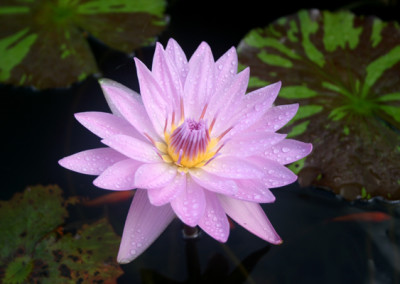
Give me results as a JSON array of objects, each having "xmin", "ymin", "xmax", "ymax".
[
  {"xmin": 113, "ymin": 184, "xmax": 400, "ymax": 284},
  {"xmin": 1, "ymin": 0, "xmax": 400, "ymax": 283}
]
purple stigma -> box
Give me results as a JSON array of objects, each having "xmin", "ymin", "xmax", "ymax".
[{"xmin": 170, "ymin": 119, "xmax": 210, "ymax": 161}]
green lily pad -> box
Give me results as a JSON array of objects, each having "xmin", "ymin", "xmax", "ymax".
[
  {"xmin": 238, "ymin": 9, "xmax": 400, "ymax": 200},
  {"xmin": 0, "ymin": 0, "xmax": 166, "ymax": 89},
  {"xmin": 0, "ymin": 185, "xmax": 123, "ymax": 283}
]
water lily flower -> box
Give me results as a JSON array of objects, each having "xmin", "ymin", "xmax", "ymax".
[{"xmin": 59, "ymin": 39, "xmax": 312, "ymax": 264}]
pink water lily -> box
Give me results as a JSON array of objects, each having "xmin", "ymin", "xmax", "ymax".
[{"xmin": 59, "ymin": 39, "xmax": 312, "ymax": 264}]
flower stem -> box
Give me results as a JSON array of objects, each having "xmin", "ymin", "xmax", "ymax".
[{"xmin": 182, "ymin": 225, "xmax": 200, "ymax": 239}]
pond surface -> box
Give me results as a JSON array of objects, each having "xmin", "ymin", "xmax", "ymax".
[
  {"xmin": 114, "ymin": 184, "xmax": 400, "ymax": 284},
  {"xmin": 1, "ymin": 0, "xmax": 399, "ymax": 283}
]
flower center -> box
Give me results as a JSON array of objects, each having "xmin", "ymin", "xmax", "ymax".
[{"xmin": 165, "ymin": 119, "xmax": 216, "ymax": 169}]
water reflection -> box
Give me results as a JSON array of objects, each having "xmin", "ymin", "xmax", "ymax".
[{"xmin": 140, "ymin": 233, "xmax": 270, "ymax": 284}]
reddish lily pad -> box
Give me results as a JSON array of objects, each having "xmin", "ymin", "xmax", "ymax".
[
  {"xmin": 0, "ymin": 185, "xmax": 123, "ymax": 283},
  {"xmin": 238, "ymin": 9, "xmax": 400, "ymax": 200},
  {"xmin": 0, "ymin": 0, "xmax": 166, "ymax": 89}
]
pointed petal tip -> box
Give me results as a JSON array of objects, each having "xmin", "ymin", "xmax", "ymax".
[
  {"xmin": 241, "ymin": 66, "xmax": 250, "ymax": 75},
  {"xmin": 273, "ymin": 236, "xmax": 283, "ymax": 245},
  {"xmin": 98, "ymin": 78, "xmax": 115, "ymax": 88},
  {"xmin": 57, "ymin": 156, "xmax": 78, "ymax": 173},
  {"xmin": 92, "ymin": 175, "xmax": 117, "ymax": 190},
  {"xmin": 191, "ymin": 41, "xmax": 213, "ymax": 60},
  {"xmin": 268, "ymin": 195, "xmax": 277, "ymax": 204},
  {"xmin": 166, "ymin": 38, "xmax": 179, "ymax": 48},
  {"xmin": 73, "ymin": 112, "xmax": 90, "ymax": 124},
  {"xmin": 228, "ymin": 45, "xmax": 237, "ymax": 52},
  {"xmin": 306, "ymin": 142, "xmax": 313, "ymax": 155},
  {"xmin": 134, "ymin": 57, "xmax": 152, "ymax": 77},
  {"xmin": 291, "ymin": 103, "xmax": 300, "ymax": 116},
  {"xmin": 117, "ymin": 255, "xmax": 135, "ymax": 265},
  {"xmin": 73, "ymin": 112, "xmax": 82, "ymax": 119},
  {"xmin": 258, "ymin": 229, "xmax": 283, "ymax": 245},
  {"xmin": 98, "ymin": 78, "xmax": 133, "ymax": 97},
  {"xmin": 217, "ymin": 232, "xmax": 229, "ymax": 243},
  {"xmin": 272, "ymin": 80, "xmax": 282, "ymax": 91},
  {"xmin": 58, "ymin": 157, "xmax": 67, "ymax": 168},
  {"xmin": 199, "ymin": 40, "xmax": 211, "ymax": 49},
  {"xmin": 92, "ymin": 177, "xmax": 105, "ymax": 190},
  {"xmin": 155, "ymin": 41, "xmax": 164, "ymax": 50},
  {"xmin": 133, "ymin": 57, "xmax": 142, "ymax": 66}
]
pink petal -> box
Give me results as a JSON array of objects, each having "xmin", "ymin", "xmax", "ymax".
[
  {"xmin": 202, "ymin": 156, "xmax": 263, "ymax": 179},
  {"xmin": 227, "ymin": 82, "xmax": 282, "ymax": 137},
  {"xmin": 250, "ymin": 157, "xmax": 298, "ymax": 188},
  {"xmin": 198, "ymin": 191, "xmax": 229, "ymax": 242},
  {"xmin": 218, "ymin": 195, "xmax": 282, "ymax": 244},
  {"xmin": 189, "ymin": 168, "xmax": 238, "ymax": 195},
  {"xmin": 263, "ymin": 139, "xmax": 313, "ymax": 165},
  {"xmin": 165, "ymin": 38, "xmax": 189, "ymax": 83},
  {"xmin": 170, "ymin": 176, "xmax": 206, "ymax": 227},
  {"xmin": 211, "ymin": 68, "xmax": 249, "ymax": 128},
  {"xmin": 74, "ymin": 112, "xmax": 143, "ymax": 140},
  {"xmin": 233, "ymin": 179, "xmax": 276, "ymax": 203},
  {"xmin": 134, "ymin": 57, "xmax": 170, "ymax": 137},
  {"xmin": 101, "ymin": 134, "xmax": 160, "ymax": 163},
  {"xmin": 58, "ymin": 148, "xmax": 126, "ymax": 175},
  {"xmin": 184, "ymin": 42, "xmax": 215, "ymax": 119},
  {"xmin": 93, "ymin": 159, "xmax": 141, "ymax": 190},
  {"xmin": 151, "ymin": 43, "xmax": 182, "ymax": 116},
  {"xmin": 261, "ymin": 104, "xmax": 299, "ymax": 132},
  {"xmin": 207, "ymin": 68, "xmax": 249, "ymax": 130},
  {"xmin": 135, "ymin": 163, "xmax": 177, "ymax": 189},
  {"xmin": 242, "ymin": 81, "xmax": 281, "ymax": 112},
  {"xmin": 147, "ymin": 173, "xmax": 186, "ymax": 206},
  {"xmin": 117, "ymin": 189, "xmax": 175, "ymax": 263},
  {"xmin": 214, "ymin": 46, "xmax": 238, "ymax": 94},
  {"xmin": 221, "ymin": 132, "xmax": 286, "ymax": 157},
  {"xmin": 99, "ymin": 79, "xmax": 158, "ymax": 139}
]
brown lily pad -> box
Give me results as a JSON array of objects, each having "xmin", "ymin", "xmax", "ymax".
[
  {"xmin": 0, "ymin": 0, "xmax": 166, "ymax": 89},
  {"xmin": 0, "ymin": 185, "xmax": 123, "ymax": 283},
  {"xmin": 238, "ymin": 9, "xmax": 400, "ymax": 200}
]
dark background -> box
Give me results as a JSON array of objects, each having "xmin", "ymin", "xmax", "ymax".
[{"xmin": 1, "ymin": 0, "xmax": 399, "ymax": 198}]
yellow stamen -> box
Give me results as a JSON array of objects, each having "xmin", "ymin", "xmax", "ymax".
[{"xmin": 155, "ymin": 142, "xmax": 167, "ymax": 153}]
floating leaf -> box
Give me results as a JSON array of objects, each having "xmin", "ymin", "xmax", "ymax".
[
  {"xmin": 0, "ymin": 0, "xmax": 166, "ymax": 89},
  {"xmin": 238, "ymin": 9, "xmax": 400, "ymax": 200},
  {"xmin": 33, "ymin": 219, "xmax": 123, "ymax": 283},
  {"xmin": 0, "ymin": 185, "xmax": 123, "ymax": 283},
  {"xmin": 0, "ymin": 185, "xmax": 67, "ymax": 259}
]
